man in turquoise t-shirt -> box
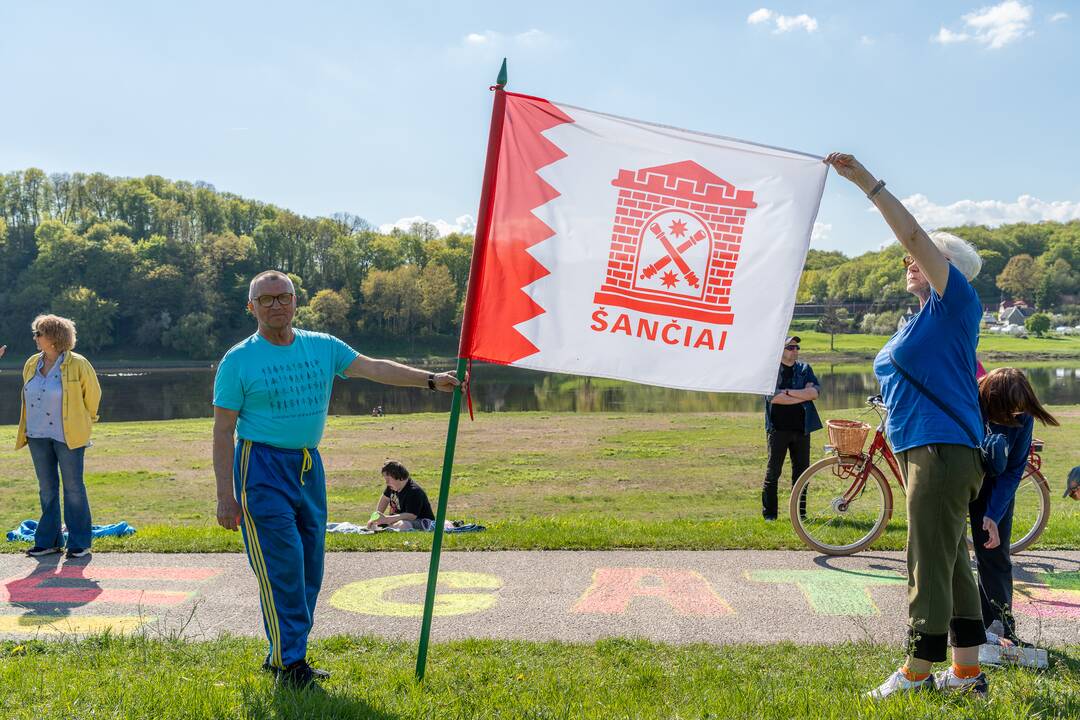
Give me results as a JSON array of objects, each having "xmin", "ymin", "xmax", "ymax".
[{"xmin": 212, "ymin": 270, "xmax": 459, "ymax": 689}]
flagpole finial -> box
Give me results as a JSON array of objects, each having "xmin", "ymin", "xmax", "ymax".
[{"xmin": 495, "ymin": 58, "xmax": 507, "ymax": 88}]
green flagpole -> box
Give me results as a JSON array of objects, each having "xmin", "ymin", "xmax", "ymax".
[
  {"xmin": 413, "ymin": 356, "xmax": 467, "ymax": 681},
  {"xmin": 415, "ymin": 59, "xmax": 508, "ymax": 682}
]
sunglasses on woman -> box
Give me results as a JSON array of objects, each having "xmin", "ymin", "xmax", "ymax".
[{"xmin": 904, "ymin": 254, "xmax": 951, "ymax": 268}]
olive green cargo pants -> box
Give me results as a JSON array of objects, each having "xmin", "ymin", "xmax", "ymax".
[{"xmin": 901, "ymin": 443, "xmax": 987, "ymax": 662}]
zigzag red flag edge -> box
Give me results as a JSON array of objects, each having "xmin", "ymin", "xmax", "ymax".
[{"xmin": 459, "ymin": 91, "xmax": 574, "ymax": 365}]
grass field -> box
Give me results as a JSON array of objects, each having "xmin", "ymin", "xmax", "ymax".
[
  {"xmin": 2, "ymin": 406, "xmax": 1077, "ymax": 553},
  {"xmin": 787, "ymin": 326, "xmax": 1080, "ymax": 360},
  {"xmin": 1, "ymin": 635, "xmax": 1078, "ymax": 719}
]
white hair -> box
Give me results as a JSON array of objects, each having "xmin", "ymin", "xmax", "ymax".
[
  {"xmin": 248, "ymin": 270, "xmax": 294, "ymax": 300},
  {"xmin": 928, "ymin": 231, "xmax": 982, "ymax": 281}
]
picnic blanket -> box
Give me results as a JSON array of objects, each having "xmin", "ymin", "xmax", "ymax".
[
  {"xmin": 6, "ymin": 519, "xmax": 137, "ymax": 543},
  {"xmin": 327, "ymin": 520, "xmax": 486, "ymax": 535}
]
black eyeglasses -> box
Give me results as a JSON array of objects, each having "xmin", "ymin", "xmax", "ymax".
[
  {"xmin": 32, "ymin": 330, "xmax": 42, "ymax": 338},
  {"xmin": 785, "ymin": 344, "xmax": 800, "ymax": 351},
  {"xmin": 254, "ymin": 293, "xmax": 295, "ymax": 308}
]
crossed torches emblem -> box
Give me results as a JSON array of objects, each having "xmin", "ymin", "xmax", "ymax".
[{"xmin": 640, "ymin": 218, "xmax": 709, "ymax": 289}]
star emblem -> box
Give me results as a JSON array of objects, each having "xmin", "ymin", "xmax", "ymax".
[
  {"xmin": 669, "ymin": 219, "xmax": 688, "ymax": 238},
  {"xmin": 661, "ymin": 270, "xmax": 679, "ymax": 289}
]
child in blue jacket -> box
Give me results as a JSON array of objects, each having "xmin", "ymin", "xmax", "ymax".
[{"xmin": 970, "ymin": 367, "xmax": 1059, "ymax": 645}]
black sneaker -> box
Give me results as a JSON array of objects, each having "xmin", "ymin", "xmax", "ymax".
[
  {"xmin": 263, "ymin": 659, "xmax": 328, "ymax": 679},
  {"xmin": 277, "ymin": 660, "xmax": 329, "ymax": 689},
  {"xmin": 65, "ymin": 548, "xmax": 91, "ymax": 559},
  {"xmin": 27, "ymin": 546, "xmax": 62, "ymax": 557}
]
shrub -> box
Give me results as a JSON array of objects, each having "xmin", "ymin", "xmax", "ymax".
[{"xmin": 1025, "ymin": 313, "xmax": 1052, "ymax": 337}]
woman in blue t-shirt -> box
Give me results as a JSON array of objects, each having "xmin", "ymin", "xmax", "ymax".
[
  {"xmin": 826, "ymin": 153, "xmax": 990, "ymax": 698},
  {"xmin": 971, "ymin": 368, "xmax": 1059, "ymax": 646}
]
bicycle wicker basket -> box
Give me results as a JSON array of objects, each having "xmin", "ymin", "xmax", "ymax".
[{"xmin": 826, "ymin": 419, "xmax": 871, "ymax": 455}]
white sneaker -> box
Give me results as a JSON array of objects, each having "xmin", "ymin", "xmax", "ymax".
[
  {"xmin": 934, "ymin": 667, "xmax": 989, "ymax": 697},
  {"xmin": 867, "ymin": 668, "xmax": 935, "ymax": 699}
]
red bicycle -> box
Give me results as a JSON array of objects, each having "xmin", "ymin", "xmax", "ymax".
[{"xmin": 790, "ymin": 395, "xmax": 1051, "ymax": 556}]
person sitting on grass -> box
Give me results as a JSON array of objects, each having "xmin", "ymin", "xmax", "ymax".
[
  {"xmin": 367, "ymin": 460, "xmax": 435, "ymax": 531},
  {"xmin": 971, "ymin": 368, "xmax": 1059, "ymax": 648}
]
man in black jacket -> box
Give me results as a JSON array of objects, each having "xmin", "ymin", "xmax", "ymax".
[{"xmin": 761, "ymin": 336, "xmax": 822, "ymax": 520}]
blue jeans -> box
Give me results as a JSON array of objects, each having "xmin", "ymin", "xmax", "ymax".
[{"xmin": 27, "ymin": 438, "xmax": 91, "ymax": 550}]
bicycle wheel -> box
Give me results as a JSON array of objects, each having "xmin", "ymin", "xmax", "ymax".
[
  {"xmin": 790, "ymin": 455, "xmax": 894, "ymax": 556},
  {"xmin": 1011, "ymin": 470, "xmax": 1051, "ymax": 553},
  {"xmin": 966, "ymin": 468, "xmax": 1051, "ymax": 555}
]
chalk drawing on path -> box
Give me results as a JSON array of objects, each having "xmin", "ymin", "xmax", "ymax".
[
  {"xmin": 0, "ymin": 615, "xmax": 148, "ymax": 635},
  {"xmin": 747, "ymin": 569, "xmax": 905, "ymax": 616},
  {"xmin": 573, "ymin": 568, "xmax": 733, "ymax": 616},
  {"xmin": 330, "ymin": 572, "xmax": 502, "ymax": 617},
  {"xmin": 0, "ymin": 563, "xmax": 224, "ymax": 636},
  {"xmin": 1014, "ymin": 570, "xmax": 1080, "ymax": 619}
]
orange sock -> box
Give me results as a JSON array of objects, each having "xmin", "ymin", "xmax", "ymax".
[
  {"xmin": 902, "ymin": 666, "xmax": 930, "ymax": 682},
  {"xmin": 952, "ymin": 663, "xmax": 981, "ymax": 679}
]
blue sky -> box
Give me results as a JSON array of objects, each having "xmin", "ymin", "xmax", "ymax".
[{"xmin": 2, "ymin": 1, "xmax": 1077, "ymax": 255}]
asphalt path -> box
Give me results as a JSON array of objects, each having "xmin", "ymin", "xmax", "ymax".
[{"xmin": 3, "ymin": 550, "xmax": 1080, "ymax": 646}]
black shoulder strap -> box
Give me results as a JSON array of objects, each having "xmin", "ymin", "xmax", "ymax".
[{"xmin": 887, "ymin": 350, "xmax": 981, "ymax": 447}]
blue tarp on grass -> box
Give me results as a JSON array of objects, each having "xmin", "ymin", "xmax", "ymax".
[{"xmin": 6, "ymin": 519, "xmax": 137, "ymax": 543}]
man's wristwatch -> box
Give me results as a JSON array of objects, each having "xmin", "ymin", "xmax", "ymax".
[{"xmin": 427, "ymin": 373, "xmax": 436, "ymax": 391}]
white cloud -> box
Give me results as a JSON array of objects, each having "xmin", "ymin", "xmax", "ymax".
[
  {"xmin": 934, "ymin": 1, "xmax": 1033, "ymax": 49},
  {"xmin": 747, "ymin": 8, "xmax": 773, "ymax": 25},
  {"xmin": 894, "ymin": 194, "xmax": 1080, "ymax": 227},
  {"xmin": 458, "ymin": 29, "xmax": 554, "ymax": 51},
  {"xmin": 514, "ymin": 29, "xmax": 553, "ymax": 48},
  {"xmin": 379, "ymin": 215, "xmax": 477, "ymax": 237},
  {"xmin": 933, "ymin": 27, "xmax": 970, "ymax": 44},
  {"xmin": 746, "ymin": 8, "xmax": 818, "ymax": 33},
  {"xmin": 860, "ymin": 35, "xmax": 875, "ymax": 45},
  {"xmin": 775, "ymin": 13, "xmax": 818, "ymax": 33},
  {"xmin": 1050, "ymin": 12, "xmax": 1069, "ymax": 23},
  {"xmin": 811, "ymin": 222, "xmax": 832, "ymax": 243}
]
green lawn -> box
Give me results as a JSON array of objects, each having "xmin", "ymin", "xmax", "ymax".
[
  {"xmin": 2, "ymin": 407, "xmax": 1078, "ymax": 553},
  {"xmin": 790, "ymin": 327, "xmax": 1080, "ymax": 360},
  {"xmin": 1, "ymin": 635, "xmax": 1078, "ymax": 719}
]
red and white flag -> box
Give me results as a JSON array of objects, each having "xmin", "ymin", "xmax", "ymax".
[{"xmin": 460, "ymin": 91, "xmax": 827, "ymax": 394}]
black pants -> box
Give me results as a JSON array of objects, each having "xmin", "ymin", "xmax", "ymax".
[
  {"xmin": 970, "ymin": 482, "xmax": 1017, "ymax": 640},
  {"xmin": 762, "ymin": 429, "xmax": 811, "ymax": 519}
]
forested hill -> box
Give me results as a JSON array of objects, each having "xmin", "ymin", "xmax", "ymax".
[
  {"xmin": 1, "ymin": 169, "xmax": 1076, "ymax": 360},
  {"xmin": 0, "ymin": 169, "xmax": 473, "ymax": 359},
  {"xmin": 798, "ymin": 221, "xmax": 1079, "ymax": 311}
]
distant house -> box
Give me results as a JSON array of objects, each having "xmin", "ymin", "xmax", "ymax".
[
  {"xmin": 1000, "ymin": 305, "xmax": 1034, "ymax": 326},
  {"xmin": 998, "ymin": 299, "xmax": 1033, "ymax": 324},
  {"xmin": 897, "ymin": 308, "xmax": 916, "ymax": 331}
]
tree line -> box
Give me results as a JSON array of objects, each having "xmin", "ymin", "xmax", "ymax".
[
  {"xmin": 798, "ymin": 220, "xmax": 1080, "ymax": 314},
  {"xmin": 0, "ymin": 169, "xmax": 473, "ymax": 358},
  {"xmin": 2, "ymin": 168, "xmax": 1077, "ymax": 359}
]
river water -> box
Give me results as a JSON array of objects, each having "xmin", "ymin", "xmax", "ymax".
[{"xmin": 0, "ymin": 362, "xmax": 1076, "ymax": 423}]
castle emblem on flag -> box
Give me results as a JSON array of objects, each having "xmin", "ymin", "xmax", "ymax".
[{"xmin": 593, "ymin": 161, "xmax": 758, "ymax": 325}]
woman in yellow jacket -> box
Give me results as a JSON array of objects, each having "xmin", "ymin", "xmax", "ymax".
[{"xmin": 17, "ymin": 315, "xmax": 101, "ymax": 559}]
